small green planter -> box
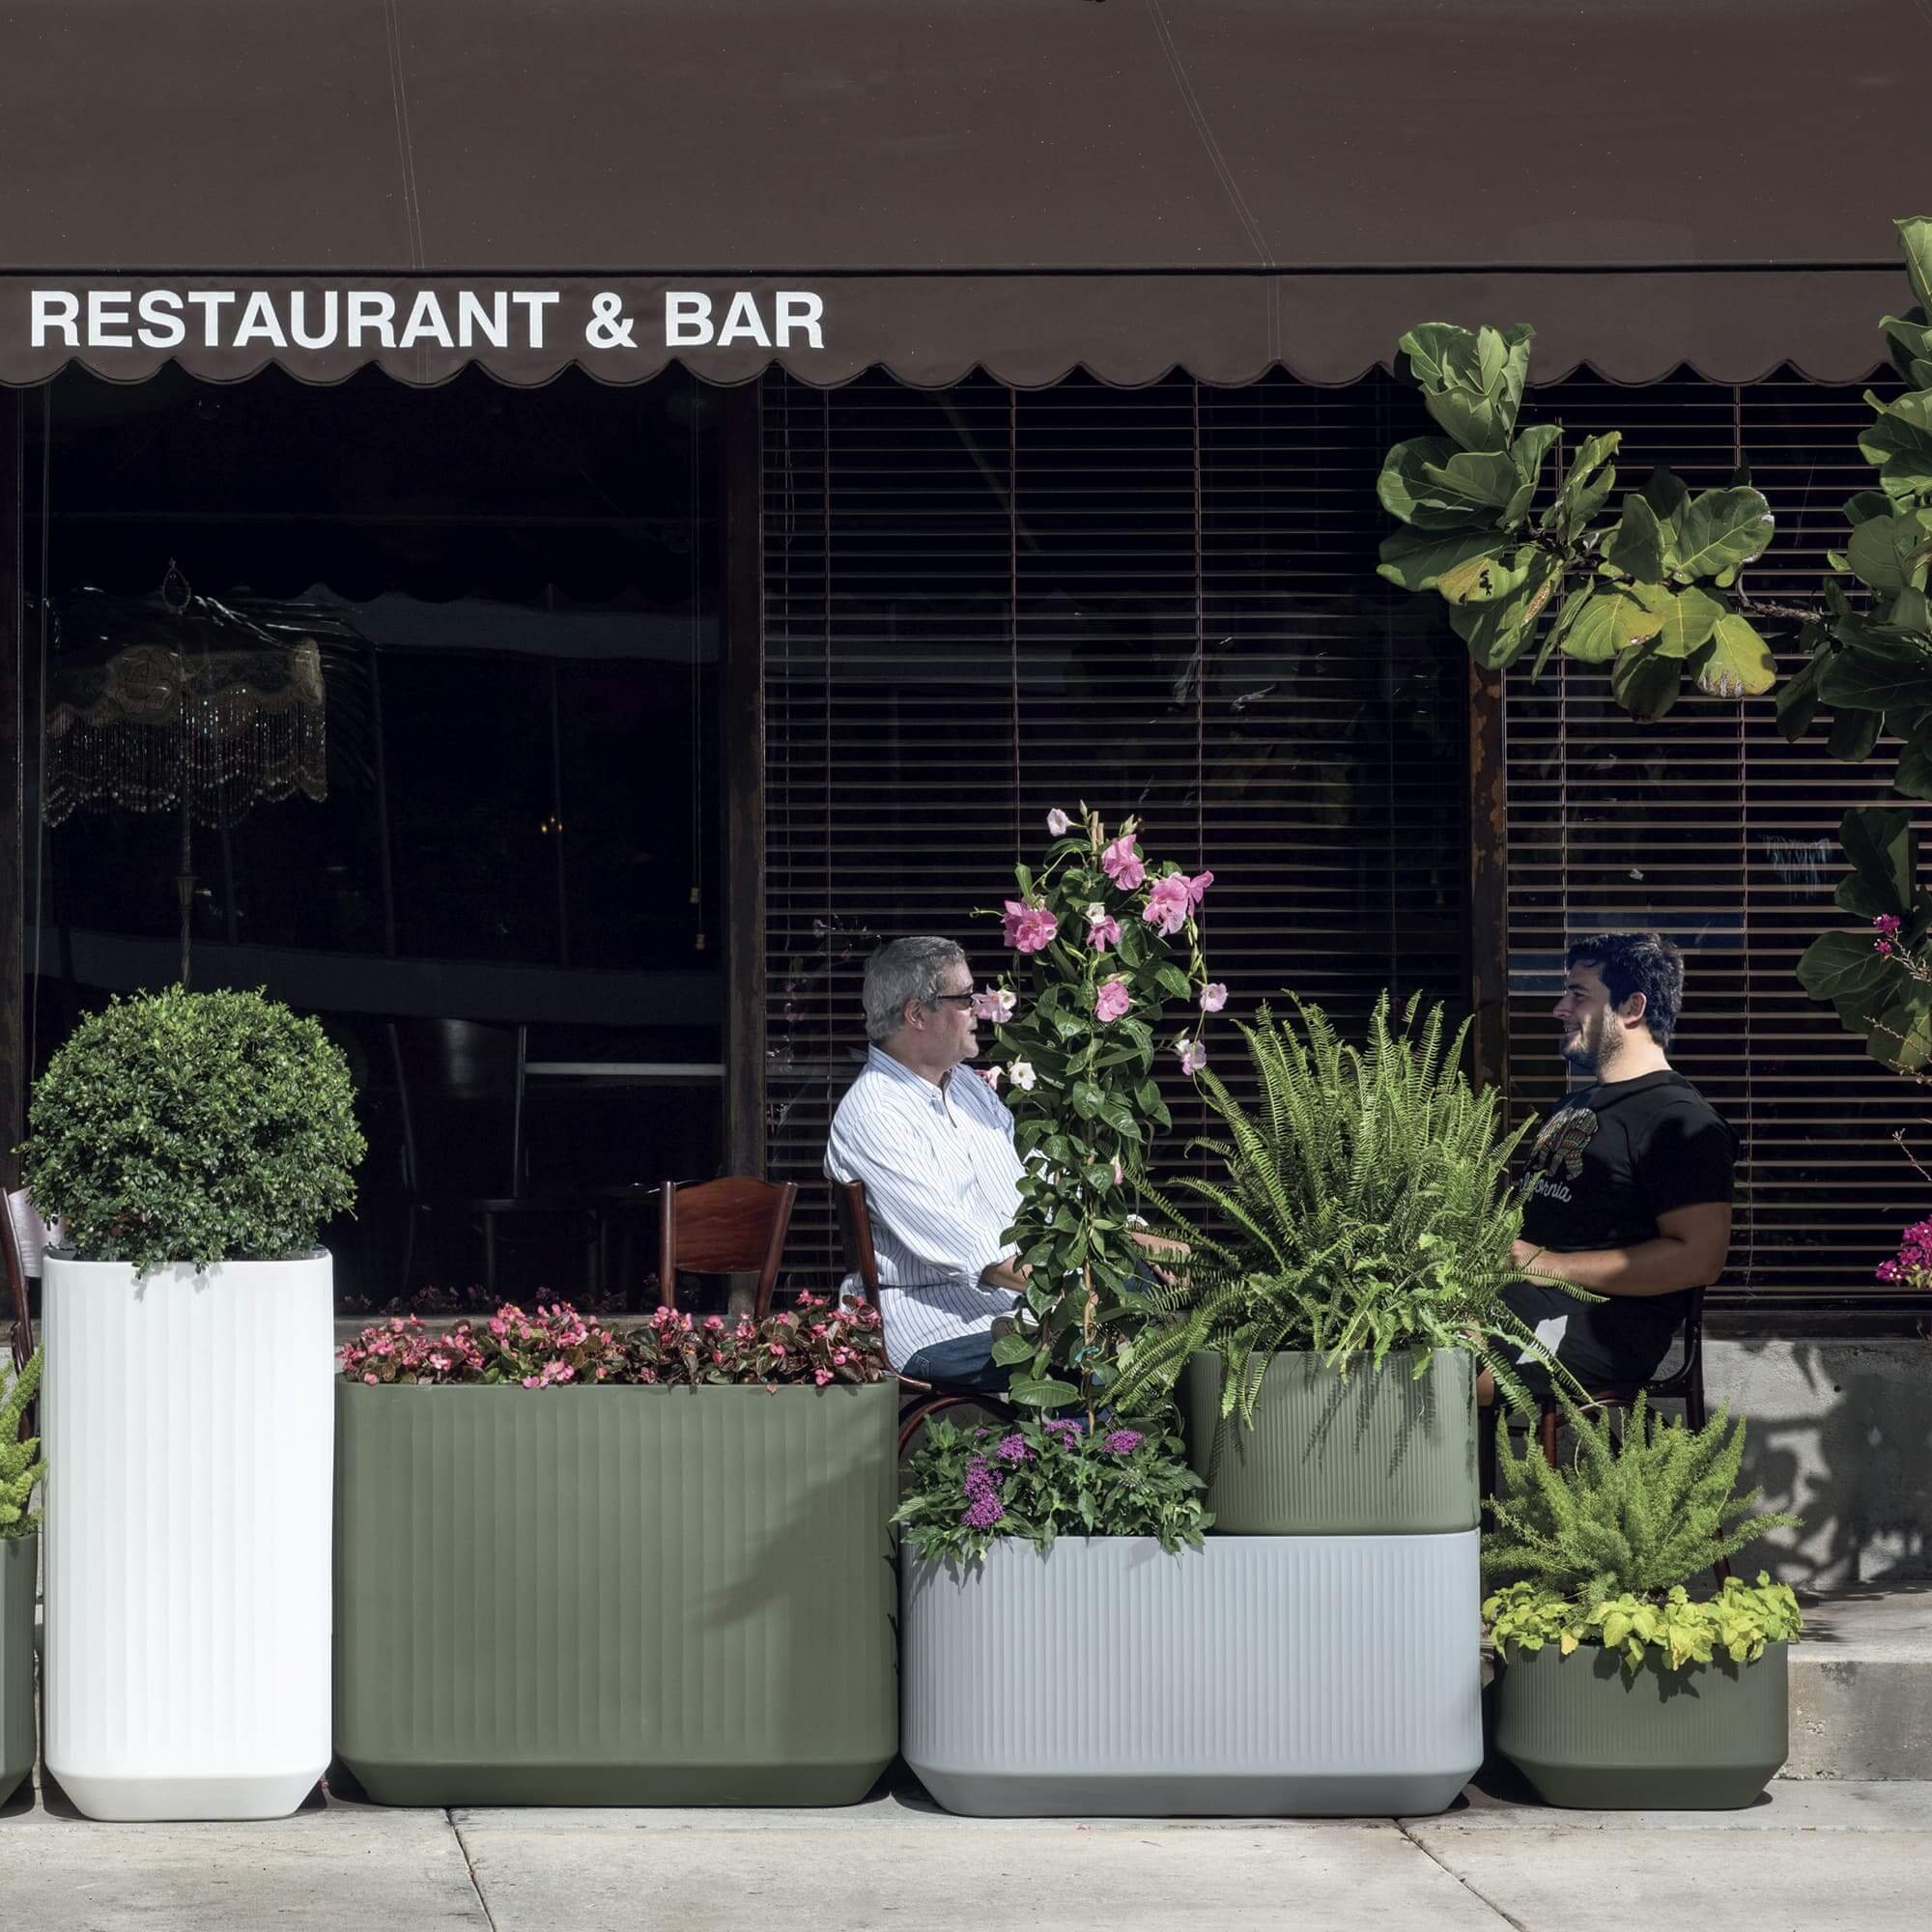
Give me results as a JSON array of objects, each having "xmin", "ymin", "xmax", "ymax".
[
  {"xmin": 2, "ymin": 1535, "xmax": 36, "ymax": 1806},
  {"xmin": 1183, "ymin": 1350, "xmax": 1477, "ymax": 1534},
  {"xmin": 1494, "ymin": 1641, "xmax": 1789, "ymax": 1809},
  {"xmin": 334, "ymin": 1379, "xmax": 898, "ymax": 1806}
]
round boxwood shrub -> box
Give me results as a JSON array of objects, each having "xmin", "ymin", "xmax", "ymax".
[{"xmin": 20, "ymin": 986, "xmax": 365, "ymax": 1277}]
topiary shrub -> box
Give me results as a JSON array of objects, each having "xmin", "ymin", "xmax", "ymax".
[{"xmin": 19, "ymin": 986, "xmax": 364, "ymax": 1277}]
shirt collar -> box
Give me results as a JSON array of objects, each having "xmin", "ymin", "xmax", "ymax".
[{"xmin": 866, "ymin": 1042, "xmax": 952, "ymax": 1104}]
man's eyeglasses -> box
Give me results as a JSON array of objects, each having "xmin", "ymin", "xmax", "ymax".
[{"xmin": 925, "ymin": 991, "xmax": 978, "ymax": 1009}]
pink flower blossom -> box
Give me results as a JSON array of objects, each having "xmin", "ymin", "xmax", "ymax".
[
  {"xmin": 978, "ymin": 1065, "xmax": 1004, "ymax": 1091},
  {"xmin": 1143, "ymin": 873, "xmax": 1193, "ymax": 935},
  {"xmin": 974, "ymin": 987, "xmax": 1016, "ymax": 1021},
  {"xmin": 1877, "ymin": 939, "xmax": 1894, "ymax": 956},
  {"xmin": 1112, "ymin": 1157, "xmax": 1125, "ymax": 1186},
  {"xmin": 1874, "ymin": 914, "xmax": 1902, "ymax": 936},
  {"xmin": 1185, "ymin": 869, "xmax": 1214, "ymax": 908},
  {"xmin": 814, "ymin": 1369, "xmax": 833, "ymax": 1386},
  {"xmin": 1046, "ymin": 808, "xmax": 1071, "ymax": 836},
  {"xmin": 1199, "ymin": 981, "xmax": 1228, "ymax": 1012},
  {"xmin": 1177, "ymin": 1036, "xmax": 1208, "ymax": 1076},
  {"xmin": 1003, "ymin": 898, "xmax": 1059, "ymax": 954},
  {"xmin": 1087, "ymin": 911, "xmax": 1122, "ymax": 952},
  {"xmin": 1094, "ymin": 976, "xmax": 1131, "ymax": 1023},
  {"xmin": 1101, "ymin": 834, "xmax": 1145, "ymax": 891}
]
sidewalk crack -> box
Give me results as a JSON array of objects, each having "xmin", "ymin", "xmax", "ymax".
[
  {"xmin": 1397, "ymin": 1821, "xmax": 1529, "ymax": 1932},
  {"xmin": 450, "ymin": 1811, "xmax": 500, "ymax": 1932}
]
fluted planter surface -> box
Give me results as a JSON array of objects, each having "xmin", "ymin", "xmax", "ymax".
[
  {"xmin": 1184, "ymin": 1349, "xmax": 1478, "ymax": 1534},
  {"xmin": 1, "ymin": 1534, "xmax": 35, "ymax": 1805},
  {"xmin": 903, "ymin": 1531, "xmax": 1481, "ymax": 1816},
  {"xmin": 1494, "ymin": 1640, "xmax": 1789, "ymax": 1809},
  {"xmin": 334, "ymin": 1378, "xmax": 898, "ymax": 1806},
  {"xmin": 43, "ymin": 1253, "xmax": 335, "ymax": 1821}
]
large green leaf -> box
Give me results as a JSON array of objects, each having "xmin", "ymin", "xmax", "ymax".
[
  {"xmin": 1544, "ymin": 431, "xmax": 1620, "ymax": 540},
  {"xmin": 1420, "ymin": 449, "xmax": 1521, "ymax": 518},
  {"xmin": 1775, "ymin": 646, "xmax": 1824, "ymax": 741},
  {"xmin": 1634, "ymin": 582, "xmax": 1723, "ymax": 658},
  {"xmin": 1378, "ymin": 438, "xmax": 1501, "ymax": 530},
  {"xmin": 1693, "ymin": 611, "xmax": 1776, "ymax": 697},
  {"xmin": 1505, "ymin": 423, "xmax": 1562, "ymax": 525},
  {"xmin": 1604, "ymin": 496, "xmax": 1666, "ymax": 582},
  {"xmin": 1448, "ymin": 551, "xmax": 1560, "ymax": 668},
  {"xmin": 1671, "ymin": 487, "xmax": 1775, "ymax": 582},
  {"xmin": 1871, "ymin": 983, "xmax": 1932, "ymax": 1073},
  {"xmin": 1533, "ymin": 584, "xmax": 1591, "ymax": 677},
  {"xmin": 1641, "ymin": 465, "xmax": 1690, "ymax": 534},
  {"xmin": 1376, "ymin": 527, "xmax": 1513, "ymax": 593},
  {"xmin": 1893, "ymin": 736, "xmax": 1932, "ymax": 799},
  {"xmin": 1846, "ymin": 513, "xmax": 1932, "ymax": 593},
  {"xmin": 1838, "ymin": 805, "xmax": 1916, "ymax": 915},
  {"xmin": 1438, "ymin": 543, "xmax": 1534, "ymax": 605},
  {"xmin": 1007, "ymin": 1376, "xmax": 1082, "ymax": 1410},
  {"xmin": 1818, "ymin": 635, "xmax": 1932, "ymax": 713},
  {"xmin": 1609, "ymin": 638, "xmax": 1683, "ymax": 721},
  {"xmin": 1796, "ymin": 927, "xmax": 1891, "ymax": 1003},
  {"xmin": 1899, "ymin": 216, "xmax": 1932, "ymax": 319},
  {"xmin": 1559, "ymin": 591, "xmax": 1632, "ymax": 664},
  {"xmin": 1828, "ymin": 704, "xmax": 1883, "ymax": 762},
  {"xmin": 1879, "ymin": 314, "xmax": 1932, "ymax": 392},
  {"xmin": 1399, "ymin": 322, "xmax": 1534, "ymax": 452}
]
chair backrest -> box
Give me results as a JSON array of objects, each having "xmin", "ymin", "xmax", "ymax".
[
  {"xmin": 658, "ymin": 1177, "xmax": 798, "ymax": 1318},
  {"xmin": 834, "ymin": 1179, "xmax": 881, "ymax": 1307},
  {"xmin": 389, "ymin": 1018, "xmax": 526, "ymax": 1199},
  {"xmin": 4, "ymin": 1192, "xmax": 36, "ymax": 1436}
]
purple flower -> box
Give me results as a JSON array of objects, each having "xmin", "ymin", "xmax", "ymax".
[
  {"xmin": 1103, "ymin": 1429, "xmax": 1144, "ymax": 1454},
  {"xmin": 995, "ymin": 1432, "xmax": 1034, "ymax": 1463},
  {"xmin": 963, "ymin": 1456, "xmax": 1001, "ymax": 1502},
  {"xmin": 962, "ymin": 1491, "xmax": 1006, "ymax": 1529}
]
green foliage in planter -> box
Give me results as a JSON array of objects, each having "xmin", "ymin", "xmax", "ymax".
[
  {"xmin": 1112, "ymin": 991, "xmax": 1565, "ymax": 1420},
  {"xmin": 1485, "ymin": 1393, "xmax": 1799, "ymax": 1625},
  {"xmin": 0, "ymin": 1352, "xmax": 45, "ymax": 1539},
  {"xmin": 19, "ymin": 986, "xmax": 364, "ymax": 1277},
  {"xmin": 1486, "ymin": 1575, "xmax": 1802, "ymax": 1674}
]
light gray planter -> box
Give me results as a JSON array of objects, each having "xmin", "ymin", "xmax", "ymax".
[
  {"xmin": 2, "ymin": 1534, "xmax": 35, "ymax": 1806},
  {"xmin": 1185, "ymin": 1350, "xmax": 1477, "ymax": 1534},
  {"xmin": 902, "ymin": 1531, "xmax": 1480, "ymax": 1816}
]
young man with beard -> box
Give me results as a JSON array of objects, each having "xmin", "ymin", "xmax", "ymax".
[{"xmin": 1492, "ymin": 930, "xmax": 1737, "ymax": 1398}]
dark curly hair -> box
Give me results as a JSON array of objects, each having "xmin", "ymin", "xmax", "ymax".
[{"xmin": 1565, "ymin": 931, "xmax": 1685, "ymax": 1048}]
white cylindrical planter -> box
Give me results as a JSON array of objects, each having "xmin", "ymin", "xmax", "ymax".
[{"xmin": 43, "ymin": 1252, "xmax": 334, "ymax": 1821}]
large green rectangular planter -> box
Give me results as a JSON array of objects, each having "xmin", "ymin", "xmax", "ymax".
[
  {"xmin": 1184, "ymin": 1350, "xmax": 1477, "ymax": 1534},
  {"xmin": 1494, "ymin": 1641, "xmax": 1789, "ymax": 1809},
  {"xmin": 2, "ymin": 1535, "xmax": 35, "ymax": 1806},
  {"xmin": 334, "ymin": 1379, "xmax": 898, "ymax": 1806}
]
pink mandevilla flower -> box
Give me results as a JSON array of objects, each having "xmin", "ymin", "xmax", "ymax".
[
  {"xmin": 1101, "ymin": 833, "xmax": 1146, "ymax": 891},
  {"xmin": 1143, "ymin": 873, "xmax": 1193, "ymax": 936},
  {"xmin": 1046, "ymin": 808, "xmax": 1071, "ymax": 836},
  {"xmin": 1003, "ymin": 898, "xmax": 1059, "ymax": 954},
  {"xmin": 1087, "ymin": 910, "xmax": 1122, "ymax": 952},
  {"xmin": 1199, "ymin": 981, "xmax": 1228, "ymax": 1012},
  {"xmin": 1185, "ymin": 869, "xmax": 1214, "ymax": 907},
  {"xmin": 1177, "ymin": 1037, "xmax": 1208, "ymax": 1076},
  {"xmin": 1094, "ymin": 976, "xmax": 1131, "ymax": 1023}
]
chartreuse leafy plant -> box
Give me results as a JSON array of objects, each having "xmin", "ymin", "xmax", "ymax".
[
  {"xmin": 1110, "ymin": 992, "xmax": 1568, "ymax": 1421},
  {"xmin": 1, "ymin": 1352, "xmax": 46, "ymax": 1539},
  {"xmin": 980, "ymin": 809, "xmax": 1219, "ymax": 1420},
  {"xmin": 19, "ymin": 986, "xmax": 364, "ymax": 1278},
  {"xmin": 1483, "ymin": 1394, "xmax": 1802, "ymax": 1674}
]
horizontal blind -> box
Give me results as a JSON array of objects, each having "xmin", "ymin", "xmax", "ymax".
[
  {"xmin": 1504, "ymin": 372, "xmax": 1927, "ymax": 1316},
  {"xmin": 763, "ymin": 370, "xmax": 1470, "ymax": 1280}
]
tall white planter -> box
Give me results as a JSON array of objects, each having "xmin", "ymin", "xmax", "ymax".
[{"xmin": 43, "ymin": 1252, "xmax": 334, "ymax": 1821}]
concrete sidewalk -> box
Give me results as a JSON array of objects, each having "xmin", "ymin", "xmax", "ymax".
[{"xmin": 1, "ymin": 1774, "xmax": 1924, "ymax": 1932}]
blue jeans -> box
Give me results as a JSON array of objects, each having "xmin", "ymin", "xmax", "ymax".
[{"xmin": 900, "ymin": 1331, "xmax": 1015, "ymax": 1393}]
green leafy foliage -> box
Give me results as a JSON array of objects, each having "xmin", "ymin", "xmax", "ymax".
[
  {"xmin": 18, "ymin": 986, "xmax": 365, "ymax": 1277},
  {"xmin": 1484, "ymin": 1394, "xmax": 1800, "ymax": 1616},
  {"xmin": 0, "ymin": 1352, "xmax": 46, "ymax": 1539},
  {"xmin": 891, "ymin": 1413, "xmax": 1211, "ymax": 1565},
  {"xmin": 1107, "ymin": 992, "xmax": 1570, "ymax": 1422},
  {"xmin": 1485, "ymin": 1575, "xmax": 1803, "ymax": 1673}
]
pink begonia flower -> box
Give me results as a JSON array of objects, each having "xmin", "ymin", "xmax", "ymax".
[
  {"xmin": 1094, "ymin": 976, "xmax": 1131, "ymax": 1023},
  {"xmin": 1046, "ymin": 808, "xmax": 1071, "ymax": 836},
  {"xmin": 1101, "ymin": 834, "xmax": 1146, "ymax": 891},
  {"xmin": 1176, "ymin": 1037, "xmax": 1208, "ymax": 1076},
  {"xmin": 1008, "ymin": 1060, "xmax": 1037, "ymax": 1092},
  {"xmin": 1185, "ymin": 869, "xmax": 1214, "ymax": 907},
  {"xmin": 1087, "ymin": 910, "xmax": 1122, "ymax": 952},
  {"xmin": 1143, "ymin": 873, "xmax": 1193, "ymax": 936},
  {"xmin": 1199, "ymin": 981, "xmax": 1228, "ymax": 1012},
  {"xmin": 973, "ymin": 987, "xmax": 1017, "ymax": 1021},
  {"xmin": 1003, "ymin": 898, "xmax": 1058, "ymax": 953}
]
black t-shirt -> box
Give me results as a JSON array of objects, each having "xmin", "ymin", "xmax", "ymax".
[{"xmin": 1517, "ymin": 1068, "xmax": 1737, "ymax": 1359}]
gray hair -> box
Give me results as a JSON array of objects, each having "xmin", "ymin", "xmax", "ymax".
[{"xmin": 864, "ymin": 936, "xmax": 968, "ymax": 1043}]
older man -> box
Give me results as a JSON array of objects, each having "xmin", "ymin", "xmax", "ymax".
[{"xmin": 823, "ymin": 935, "xmax": 1027, "ymax": 1390}]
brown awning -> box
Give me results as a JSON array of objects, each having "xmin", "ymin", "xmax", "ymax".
[{"xmin": 2, "ymin": 0, "xmax": 1924, "ymax": 390}]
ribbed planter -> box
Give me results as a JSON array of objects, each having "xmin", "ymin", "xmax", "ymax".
[
  {"xmin": 1494, "ymin": 1641, "xmax": 1789, "ymax": 1808},
  {"xmin": 1, "ymin": 1534, "xmax": 35, "ymax": 1806},
  {"xmin": 903, "ymin": 1531, "xmax": 1481, "ymax": 1816},
  {"xmin": 334, "ymin": 1378, "xmax": 898, "ymax": 1806},
  {"xmin": 1184, "ymin": 1349, "xmax": 1477, "ymax": 1534},
  {"xmin": 43, "ymin": 1253, "xmax": 335, "ymax": 1821}
]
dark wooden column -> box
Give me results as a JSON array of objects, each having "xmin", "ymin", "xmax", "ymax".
[
  {"xmin": 720, "ymin": 381, "xmax": 765, "ymax": 1181},
  {"xmin": 1, "ymin": 389, "xmax": 22, "ymax": 1186},
  {"xmin": 1467, "ymin": 658, "xmax": 1510, "ymax": 1094}
]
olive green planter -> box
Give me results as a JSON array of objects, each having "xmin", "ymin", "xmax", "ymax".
[
  {"xmin": 1184, "ymin": 1350, "xmax": 1477, "ymax": 1534},
  {"xmin": 334, "ymin": 1380, "xmax": 898, "ymax": 1806},
  {"xmin": 2, "ymin": 1535, "xmax": 36, "ymax": 1806},
  {"xmin": 1494, "ymin": 1641, "xmax": 1788, "ymax": 1808}
]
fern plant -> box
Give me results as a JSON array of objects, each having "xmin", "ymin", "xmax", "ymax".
[
  {"xmin": 0, "ymin": 1352, "xmax": 46, "ymax": 1539},
  {"xmin": 1111, "ymin": 990, "xmax": 1568, "ymax": 1421}
]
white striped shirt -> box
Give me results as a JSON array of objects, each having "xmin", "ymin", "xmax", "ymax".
[{"xmin": 823, "ymin": 1044, "xmax": 1025, "ymax": 1371}]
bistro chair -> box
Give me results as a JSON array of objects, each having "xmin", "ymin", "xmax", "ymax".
[
  {"xmin": 657, "ymin": 1177, "xmax": 798, "ymax": 1318},
  {"xmin": 1531, "ymin": 1286, "xmax": 1729, "ymax": 1583},
  {"xmin": 834, "ymin": 1179, "xmax": 1018, "ymax": 1456},
  {"xmin": 4, "ymin": 1190, "xmax": 39, "ymax": 1435}
]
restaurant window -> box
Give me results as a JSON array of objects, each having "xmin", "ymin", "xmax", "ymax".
[
  {"xmin": 761, "ymin": 370, "xmax": 1472, "ymax": 1278},
  {"xmin": 21, "ymin": 365, "xmax": 726, "ymax": 1309}
]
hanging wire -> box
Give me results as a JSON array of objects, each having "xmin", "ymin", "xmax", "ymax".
[
  {"xmin": 28, "ymin": 385, "xmax": 51, "ymax": 1079},
  {"xmin": 690, "ymin": 385, "xmax": 706, "ymax": 952}
]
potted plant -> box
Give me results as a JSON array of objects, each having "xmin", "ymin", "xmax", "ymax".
[
  {"xmin": 333, "ymin": 1294, "xmax": 898, "ymax": 1805},
  {"xmin": 1112, "ymin": 992, "xmax": 1557, "ymax": 1536},
  {"xmin": 1, "ymin": 1351, "xmax": 44, "ymax": 1808},
  {"xmin": 1484, "ymin": 1395, "xmax": 1803, "ymax": 1808},
  {"xmin": 19, "ymin": 986, "xmax": 363, "ymax": 1821}
]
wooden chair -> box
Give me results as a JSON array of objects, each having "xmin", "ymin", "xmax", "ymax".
[
  {"xmin": 4, "ymin": 1190, "xmax": 39, "ymax": 1436},
  {"xmin": 657, "ymin": 1177, "xmax": 798, "ymax": 1317},
  {"xmin": 834, "ymin": 1179, "xmax": 1017, "ymax": 1455},
  {"xmin": 1534, "ymin": 1287, "xmax": 1728, "ymax": 1582}
]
